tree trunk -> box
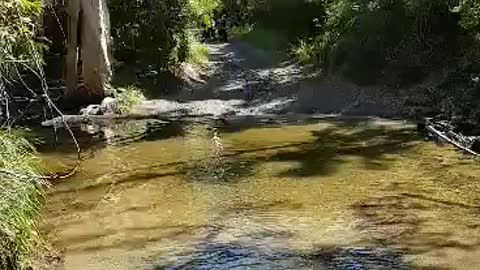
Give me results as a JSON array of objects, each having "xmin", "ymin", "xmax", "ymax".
[
  {"xmin": 65, "ymin": 0, "xmax": 113, "ymax": 99},
  {"xmin": 65, "ymin": 0, "xmax": 80, "ymax": 97},
  {"xmin": 80, "ymin": 0, "xmax": 113, "ymax": 96}
]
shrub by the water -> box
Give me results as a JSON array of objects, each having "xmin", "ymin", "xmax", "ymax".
[
  {"xmin": 0, "ymin": 2, "xmax": 46, "ymax": 267},
  {"xmin": 0, "ymin": 0, "xmax": 43, "ymax": 82},
  {"xmin": 0, "ymin": 131, "xmax": 43, "ymax": 270},
  {"xmin": 115, "ymin": 85, "xmax": 146, "ymax": 115}
]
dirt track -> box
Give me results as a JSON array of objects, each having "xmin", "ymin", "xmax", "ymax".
[{"xmin": 134, "ymin": 42, "xmax": 403, "ymax": 117}]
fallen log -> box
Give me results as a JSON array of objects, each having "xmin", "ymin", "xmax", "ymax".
[
  {"xmin": 40, "ymin": 113, "xmax": 217, "ymax": 128},
  {"xmin": 426, "ymin": 124, "xmax": 480, "ymax": 157},
  {"xmin": 41, "ymin": 114, "xmax": 173, "ymax": 127}
]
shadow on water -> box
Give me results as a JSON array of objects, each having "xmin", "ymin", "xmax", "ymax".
[
  {"xmin": 48, "ymin": 118, "xmax": 419, "ymax": 198},
  {"xmin": 268, "ymin": 126, "xmax": 418, "ymax": 177},
  {"xmin": 141, "ymin": 205, "xmax": 416, "ymax": 270},
  {"xmin": 179, "ymin": 124, "xmax": 417, "ymax": 183},
  {"xmin": 33, "ymin": 115, "xmax": 405, "ymax": 155},
  {"xmin": 147, "ymin": 194, "xmax": 457, "ymax": 270},
  {"xmin": 33, "ymin": 120, "xmax": 186, "ymax": 154},
  {"xmin": 34, "ymin": 116, "xmax": 323, "ymax": 154},
  {"xmin": 65, "ymin": 224, "xmax": 213, "ymax": 253},
  {"xmin": 43, "ymin": 115, "xmax": 480, "ymax": 270},
  {"xmin": 352, "ymin": 192, "xmax": 480, "ymax": 269},
  {"xmin": 150, "ymin": 241, "xmax": 416, "ymax": 270}
]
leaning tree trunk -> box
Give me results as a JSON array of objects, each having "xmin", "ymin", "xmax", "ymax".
[{"xmin": 65, "ymin": 0, "xmax": 113, "ymax": 99}]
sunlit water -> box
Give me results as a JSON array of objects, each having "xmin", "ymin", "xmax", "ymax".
[{"xmin": 39, "ymin": 116, "xmax": 480, "ymax": 270}]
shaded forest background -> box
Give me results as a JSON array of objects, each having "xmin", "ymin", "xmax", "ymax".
[{"xmin": 224, "ymin": 0, "xmax": 480, "ymax": 123}]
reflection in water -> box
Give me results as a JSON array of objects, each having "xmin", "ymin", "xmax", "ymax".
[{"xmin": 41, "ymin": 117, "xmax": 480, "ymax": 270}]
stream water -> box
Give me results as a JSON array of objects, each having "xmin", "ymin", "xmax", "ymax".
[{"xmin": 39, "ymin": 116, "xmax": 480, "ymax": 270}]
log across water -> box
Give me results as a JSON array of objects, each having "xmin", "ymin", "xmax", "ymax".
[
  {"xmin": 41, "ymin": 114, "xmax": 170, "ymax": 128},
  {"xmin": 421, "ymin": 118, "xmax": 480, "ymax": 156}
]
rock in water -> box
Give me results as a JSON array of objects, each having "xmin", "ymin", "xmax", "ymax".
[
  {"xmin": 79, "ymin": 104, "xmax": 103, "ymax": 115},
  {"xmin": 101, "ymin": 97, "xmax": 117, "ymax": 114}
]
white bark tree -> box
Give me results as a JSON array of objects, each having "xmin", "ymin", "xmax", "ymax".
[{"xmin": 66, "ymin": 0, "xmax": 113, "ymax": 98}]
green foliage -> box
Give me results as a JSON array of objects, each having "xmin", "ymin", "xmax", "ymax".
[
  {"xmin": 248, "ymin": 0, "xmax": 325, "ymax": 42},
  {"xmin": 187, "ymin": 41, "xmax": 209, "ymax": 67},
  {"xmin": 0, "ymin": 2, "xmax": 46, "ymax": 267},
  {"xmin": 189, "ymin": 0, "xmax": 222, "ymax": 27},
  {"xmin": 221, "ymin": 0, "xmax": 258, "ymax": 25},
  {"xmin": 108, "ymin": 0, "xmax": 190, "ymax": 71},
  {"xmin": 115, "ymin": 85, "xmax": 146, "ymax": 114},
  {"xmin": 228, "ymin": 24, "xmax": 253, "ymax": 40},
  {"xmin": 291, "ymin": 40, "xmax": 316, "ymax": 64},
  {"xmin": 274, "ymin": 0, "xmax": 478, "ymax": 85},
  {"xmin": 458, "ymin": 0, "xmax": 480, "ymax": 32},
  {"xmin": 0, "ymin": 131, "xmax": 43, "ymax": 270},
  {"xmin": 0, "ymin": 0, "xmax": 43, "ymax": 83}
]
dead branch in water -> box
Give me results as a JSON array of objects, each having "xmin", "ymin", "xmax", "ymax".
[{"xmin": 426, "ymin": 124, "xmax": 480, "ymax": 157}]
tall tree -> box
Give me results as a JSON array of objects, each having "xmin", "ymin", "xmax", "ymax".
[{"xmin": 66, "ymin": 0, "xmax": 113, "ymax": 99}]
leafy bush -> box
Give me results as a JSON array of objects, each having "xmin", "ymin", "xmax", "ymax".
[
  {"xmin": 0, "ymin": 0, "xmax": 43, "ymax": 84},
  {"xmin": 291, "ymin": 40, "xmax": 316, "ymax": 64},
  {"xmin": 0, "ymin": 131, "xmax": 43, "ymax": 270},
  {"xmin": 189, "ymin": 0, "xmax": 222, "ymax": 27},
  {"xmin": 279, "ymin": 0, "xmax": 478, "ymax": 85},
  {"xmin": 458, "ymin": 0, "xmax": 480, "ymax": 32},
  {"xmin": 108, "ymin": 0, "xmax": 190, "ymax": 71},
  {"xmin": 115, "ymin": 85, "xmax": 146, "ymax": 114},
  {"xmin": 0, "ymin": 3, "xmax": 46, "ymax": 267}
]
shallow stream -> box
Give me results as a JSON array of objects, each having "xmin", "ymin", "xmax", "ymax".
[{"xmin": 39, "ymin": 116, "xmax": 480, "ymax": 270}]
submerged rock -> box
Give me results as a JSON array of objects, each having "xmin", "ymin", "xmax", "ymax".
[{"xmin": 79, "ymin": 104, "xmax": 103, "ymax": 115}]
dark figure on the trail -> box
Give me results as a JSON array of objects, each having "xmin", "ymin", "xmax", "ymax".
[{"xmin": 216, "ymin": 15, "xmax": 228, "ymax": 42}]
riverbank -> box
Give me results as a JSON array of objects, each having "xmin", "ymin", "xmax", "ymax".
[
  {"xmin": 130, "ymin": 41, "xmax": 476, "ymax": 135},
  {"xmin": 129, "ymin": 42, "xmax": 406, "ymax": 118},
  {"xmin": 42, "ymin": 42, "xmax": 405, "ymax": 128},
  {"xmin": 0, "ymin": 131, "xmax": 44, "ymax": 269},
  {"xmin": 44, "ymin": 38, "xmax": 475, "ymax": 132}
]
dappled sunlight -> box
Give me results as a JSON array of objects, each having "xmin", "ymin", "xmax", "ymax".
[{"xmin": 41, "ymin": 117, "xmax": 480, "ymax": 270}]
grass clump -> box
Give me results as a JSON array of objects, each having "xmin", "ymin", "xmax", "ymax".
[
  {"xmin": 187, "ymin": 42, "xmax": 209, "ymax": 67},
  {"xmin": 291, "ymin": 40, "xmax": 316, "ymax": 64},
  {"xmin": 0, "ymin": 131, "xmax": 43, "ymax": 270},
  {"xmin": 115, "ymin": 85, "xmax": 146, "ymax": 114}
]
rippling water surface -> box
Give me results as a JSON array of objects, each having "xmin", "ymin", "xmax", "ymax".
[{"xmin": 39, "ymin": 117, "xmax": 480, "ymax": 270}]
